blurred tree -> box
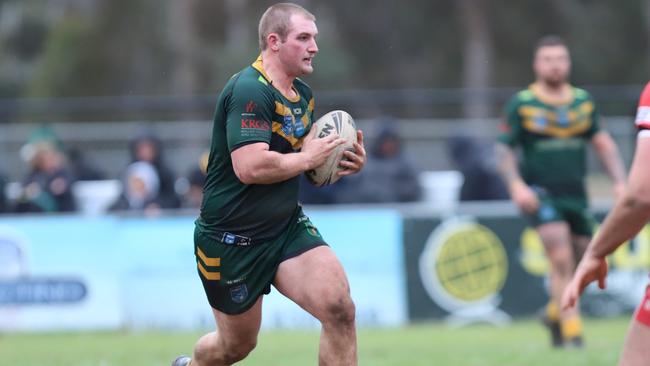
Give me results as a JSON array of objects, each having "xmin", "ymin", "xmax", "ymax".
[
  {"xmin": 0, "ymin": 0, "xmax": 645, "ymax": 120},
  {"xmin": 458, "ymin": 0, "xmax": 493, "ymax": 119}
]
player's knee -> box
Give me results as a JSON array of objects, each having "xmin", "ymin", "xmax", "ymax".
[
  {"xmin": 551, "ymin": 257, "xmax": 574, "ymax": 278},
  {"xmin": 322, "ymin": 294, "xmax": 356, "ymax": 326},
  {"xmin": 221, "ymin": 338, "xmax": 257, "ymax": 364}
]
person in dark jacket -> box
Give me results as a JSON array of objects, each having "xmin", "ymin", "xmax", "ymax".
[
  {"xmin": 127, "ymin": 131, "xmax": 181, "ymax": 209},
  {"xmin": 341, "ymin": 122, "xmax": 421, "ymax": 203}
]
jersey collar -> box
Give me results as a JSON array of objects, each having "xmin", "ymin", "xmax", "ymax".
[
  {"xmin": 252, "ymin": 55, "xmax": 301, "ymax": 103},
  {"xmin": 529, "ymin": 82, "xmax": 575, "ymax": 106}
]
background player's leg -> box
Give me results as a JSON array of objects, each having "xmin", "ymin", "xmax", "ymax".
[
  {"xmin": 537, "ymin": 221, "xmax": 583, "ymax": 346},
  {"xmin": 571, "ymin": 234, "xmax": 590, "ymax": 265},
  {"xmin": 618, "ymin": 320, "xmax": 650, "ymax": 366},
  {"xmin": 191, "ymin": 297, "xmax": 263, "ymax": 366},
  {"xmin": 274, "ymin": 246, "xmax": 357, "ymax": 366}
]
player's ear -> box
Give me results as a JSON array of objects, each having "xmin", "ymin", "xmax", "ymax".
[{"xmin": 268, "ymin": 34, "xmax": 280, "ymax": 51}]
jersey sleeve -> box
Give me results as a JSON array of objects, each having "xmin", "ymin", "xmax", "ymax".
[
  {"xmin": 497, "ymin": 95, "xmax": 523, "ymax": 146},
  {"xmin": 226, "ymin": 79, "xmax": 274, "ymax": 152},
  {"xmin": 635, "ymin": 82, "xmax": 650, "ymax": 132}
]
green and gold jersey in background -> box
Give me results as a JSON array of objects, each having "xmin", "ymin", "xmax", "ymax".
[
  {"xmin": 498, "ymin": 83, "xmax": 600, "ymax": 198},
  {"xmin": 196, "ymin": 56, "xmax": 315, "ymax": 242}
]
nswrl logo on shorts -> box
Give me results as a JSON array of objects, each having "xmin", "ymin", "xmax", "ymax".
[{"xmin": 230, "ymin": 284, "xmax": 248, "ymax": 304}]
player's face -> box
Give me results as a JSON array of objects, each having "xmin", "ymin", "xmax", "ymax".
[
  {"xmin": 533, "ymin": 45, "xmax": 571, "ymax": 87},
  {"xmin": 279, "ymin": 14, "xmax": 318, "ymax": 77}
]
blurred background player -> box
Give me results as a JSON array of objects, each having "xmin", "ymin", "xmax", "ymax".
[
  {"xmin": 495, "ymin": 35, "xmax": 626, "ymax": 348},
  {"xmin": 563, "ymin": 81, "xmax": 650, "ymax": 366},
  {"xmin": 173, "ymin": 3, "xmax": 365, "ymax": 366}
]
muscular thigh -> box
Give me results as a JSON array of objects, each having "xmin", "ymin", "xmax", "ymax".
[
  {"xmin": 274, "ymin": 245, "xmax": 351, "ymax": 317},
  {"xmin": 213, "ymin": 296, "xmax": 264, "ymax": 345}
]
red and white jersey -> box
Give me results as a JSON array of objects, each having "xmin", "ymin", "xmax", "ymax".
[{"xmin": 636, "ymin": 82, "xmax": 650, "ymax": 135}]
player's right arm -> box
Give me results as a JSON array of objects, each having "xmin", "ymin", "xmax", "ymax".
[
  {"xmin": 495, "ymin": 95, "xmax": 539, "ymax": 213},
  {"xmin": 226, "ymin": 80, "xmax": 344, "ymax": 185},
  {"xmin": 562, "ymin": 82, "xmax": 650, "ymax": 309},
  {"xmin": 232, "ymin": 128, "xmax": 344, "ymax": 185}
]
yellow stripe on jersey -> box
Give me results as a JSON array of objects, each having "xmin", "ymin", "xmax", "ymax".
[
  {"xmin": 197, "ymin": 247, "xmax": 220, "ymax": 267},
  {"xmin": 198, "ymin": 261, "xmax": 221, "ymax": 281},
  {"xmin": 519, "ymin": 101, "xmax": 594, "ymax": 138},
  {"xmin": 308, "ymin": 98, "xmax": 315, "ymax": 113}
]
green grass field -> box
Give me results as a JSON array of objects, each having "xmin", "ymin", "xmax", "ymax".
[{"xmin": 0, "ymin": 317, "xmax": 630, "ymax": 366}]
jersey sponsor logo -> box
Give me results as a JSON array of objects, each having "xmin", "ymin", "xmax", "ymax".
[
  {"xmin": 293, "ymin": 107, "xmax": 302, "ymax": 115},
  {"xmin": 245, "ymin": 101, "xmax": 257, "ymax": 114},
  {"xmin": 241, "ymin": 119, "xmax": 270, "ymax": 130},
  {"xmin": 636, "ymin": 106, "xmax": 650, "ymax": 128}
]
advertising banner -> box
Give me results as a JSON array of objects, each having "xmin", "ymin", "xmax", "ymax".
[
  {"xmin": 404, "ymin": 210, "xmax": 650, "ymax": 323},
  {"xmin": 0, "ymin": 209, "xmax": 405, "ymax": 331}
]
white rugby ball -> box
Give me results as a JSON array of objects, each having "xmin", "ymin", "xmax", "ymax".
[{"xmin": 305, "ymin": 110, "xmax": 357, "ymax": 187}]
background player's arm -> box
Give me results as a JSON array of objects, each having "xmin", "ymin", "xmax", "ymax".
[
  {"xmin": 231, "ymin": 128, "xmax": 345, "ymax": 185},
  {"xmin": 591, "ymin": 130, "xmax": 627, "ymax": 198},
  {"xmin": 495, "ymin": 142, "xmax": 539, "ymax": 213}
]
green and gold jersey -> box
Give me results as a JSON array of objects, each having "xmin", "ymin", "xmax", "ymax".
[
  {"xmin": 196, "ymin": 56, "xmax": 315, "ymax": 242},
  {"xmin": 498, "ymin": 84, "xmax": 600, "ymax": 198}
]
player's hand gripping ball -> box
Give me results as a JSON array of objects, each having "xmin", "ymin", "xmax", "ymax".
[{"xmin": 306, "ymin": 110, "xmax": 357, "ymax": 186}]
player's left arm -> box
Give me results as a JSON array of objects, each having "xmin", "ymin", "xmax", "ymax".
[
  {"xmin": 337, "ymin": 130, "xmax": 366, "ymax": 176},
  {"xmin": 591, "ymin": 130, "xmax": 627, "ymax": 198}
]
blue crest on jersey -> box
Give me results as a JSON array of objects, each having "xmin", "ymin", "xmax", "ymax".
[
  {"xmin": 281, "ymin": 115, "xmax": 293, "ymax": 135},
  {"xmin": 293, "ymin": 118, "xmax": 306, "ymax": 137},
  {"xmin": 534, "ymin": 115, "xmax": 547, "ymax": 129},
  {"xmin": 230, "ymin": 284, "xmax": 248, "ymax": 304}
]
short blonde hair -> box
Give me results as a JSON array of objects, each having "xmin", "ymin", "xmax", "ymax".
[{"xmin": 258, "ymin": 3, "xmax": 315, "ymax": 51}]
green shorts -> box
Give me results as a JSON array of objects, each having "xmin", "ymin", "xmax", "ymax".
[
  {"xmin": 194, "ymin": 207, "xmax": 326, "ymax": 315},
  {"xmin": 527, "ymin": 186, "xmax": 595, "ymax": 236}
]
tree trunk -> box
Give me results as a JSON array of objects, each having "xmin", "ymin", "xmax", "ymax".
[
  {"xmin": 167, "ymin": 0, "xmax": 200, "ymax": 95},
  {"xmin": 458, "ymin": 0, "xmax": 493, "ymax": 121}
]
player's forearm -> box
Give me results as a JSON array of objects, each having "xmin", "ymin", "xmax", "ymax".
[
  {"xmin": 495, "ymin": 143, "xmax": 526, "ymax": 192},
  {"xmin": 236, "ymin": 150, "xmax": 310, "ymax": 185},
  {"xmin": 587, "ymin": 193, "xmax": 650, "ymax": 259},
  {"xmin": 593, "ymin": 133, "xmax": 626, "ymax": 184},
  {"xmin": 597, "ymin": 145, "xmax": 627, "ymax": 184}
]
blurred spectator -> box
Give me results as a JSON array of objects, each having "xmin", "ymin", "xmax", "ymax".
[
  {"xmin": 339, "ymin": 121, "xmax": 421, "ymax": 203},
  {"xmin": 299, "ymin": 173, "xmax": 349, "ymax": 204},
  {"xmin": 178, "ymin": 150, "xmax": 209, "ymax": 208},
  {"xmin": 109, "ymin": 161, "xmax": 162, "ymax": 214},
  {"xmin": 67, "ymin": 147, "xmax": 106, "ymax": 181},
  {"xmin": 128, "ymin": 131, "xmax": 181, "ymax": 209},
  {"xmin": 14, "ymin": 141, "xmax": 77, "ymax": 213},
  {"xmin": 0, "ymin": 173, "xmax": 7, "ymax": 213},
  {"xmin": 448, "ymin": 136, "xmax": 509, "ymax": 201}
]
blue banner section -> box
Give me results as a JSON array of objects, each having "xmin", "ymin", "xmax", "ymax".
[{"xmin": 0, "ymin": 209, "xmax": 404, "ymax": 330}]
